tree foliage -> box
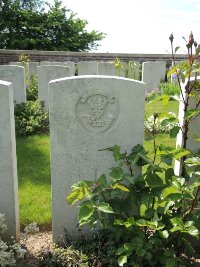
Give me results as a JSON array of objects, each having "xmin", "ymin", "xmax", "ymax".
[
  {"xmin": 19, "ymin": 0, "xmax": 44, "ymax": 10},
  {"xmin": 0, "ymin": 0, "xmax": 105, "ymax": 51}
]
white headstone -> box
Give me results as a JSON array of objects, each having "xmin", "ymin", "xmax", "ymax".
[
  {"xmin": 64, "ymin": 61, "xmax": 75, "ymax": 76},
  {"xmin": 0, "ymin": 80, "xmax": 19, "ymax": 241},
  {"xmin": 155, "ymin": 61, "xmax": 166, "ymax": 82},
  {"xmin": 142, "ymin": 61, "xmax": 162, "ymax": 92},
  {"xmin": 77, "ymin": 61, "xmax": 98, "ymax": 75},
  {"xmin": 40, "ymin": 61, "xmax": 63, "ymax": 66},
  {"xmin": 174, "ymin": 76, "xmax": 200, "ymax": 175},
  {"xmin": 49, "ymin": 75, "xmax": 146, "ymax": 242},
  {"xmin": 29, "ymin": 62, "xmax": 39, "ymax": 77},
  {"xmin": 38, "ymin": 65, "xmax": 70, "ymax": 110},
  {"xmin": 0, "ymin": 65, "xmax": 26, "ymax": 104},
  {"xmin": 40, "ymin": 61, "xmax": 75, "ymax": 76},
  {"xmin": 10, "ymin": 61, "xmax": 39, "ymax": 78},
  {"xmin": 97, "ymin": 62, "xmax": 115, "ymax": 76}
]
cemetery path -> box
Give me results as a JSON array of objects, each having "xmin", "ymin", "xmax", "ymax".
[
  {"xmin": 18, "ymin": 230, "xmax": 200, "ymax": 266},
  {"xmin": 19, "ymin": 231, "xmax": 52, "ymax": 266}
]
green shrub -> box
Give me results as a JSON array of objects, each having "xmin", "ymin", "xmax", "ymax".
[
  {"xmin": 38, "ymin": 244, "xmax": 90, "ymax": 267},
  {"xmin": 159, "ymin": 82, "xmax": 180, "ymax": 96},
  {"xmin": 14, "ymin": 100, "xmax": 49, "ymax": 136},
  {"xmin": 27, "ymin": 75, "xmax": 38, "ymax": 101},
  {"xmin": 67, "ymin": 142, "xmax": 200, "ymax": 266},
  {"xmin": 38, "ymin": 231, "xmax": 119, "ymax": 266}
]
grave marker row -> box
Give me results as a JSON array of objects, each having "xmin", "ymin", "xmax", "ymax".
[{"xmin": 0, "ymin": 80, "xmax": 19, "ymax": 241}]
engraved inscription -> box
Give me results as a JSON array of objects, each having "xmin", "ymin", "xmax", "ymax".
[{"xmin": 76, "ymin": 93, "xmax": 119, "ymax": 133}]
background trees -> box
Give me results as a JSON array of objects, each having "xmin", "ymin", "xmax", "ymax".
[{"xmin": 0, "ymin": 0, "xmax": 105, "ymax": 51}]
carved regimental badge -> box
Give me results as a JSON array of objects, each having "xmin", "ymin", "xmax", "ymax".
[{"xmin": 76, "ymin": 93, "xmax": 119, "ymax": 133}]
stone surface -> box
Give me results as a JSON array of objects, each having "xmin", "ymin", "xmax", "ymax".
[
  {"xmin": 29, "ymin": 62, "xmax": 39, "ymax": 77},
  {"xmin": 64, "ymin": 61, "xmax": 75, "ymax": 76},
  {"xmin": 0, "ymin": 65, "xmax": 26, "ymax": 104},
  {"xmin": 10, "ymin": 61, "xmax": 39, "ymax": 78},
  {"xmin": 38, "ymin": 65, "xmax": 70, "ymax": 110},
  {"xmin": 155, "ymin": 61, "xmax": 166, "ymax": 82},
  {"xmin": 49, "ymin": 75, "xmax": 146, "ymax": 242},
  {"xmin": 97, "ymin": 62, "xmax": 125, "ymax": 77},
  {"xmin": 0, "ymin": 80, "xmax": 19, "ymax": 240},
  {"xmin": 77, "ymin": 61, "xmax": 98, "ymax": 75},
  {"xmin": 142, "ymin": 61, "xmax": 163, "ymax": 92},
  {"xmin": 40, "ymin": 61, "xmax": 75, "ymax": 76},
  {"xmin": 174, "ymin": 77, "xmax": 200, "ymax": 175}
]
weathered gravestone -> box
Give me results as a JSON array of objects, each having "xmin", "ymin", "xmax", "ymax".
[
  {"xmin": 0, "ymin": 80, "xmax": 19, "ymax": 241},
  {"xmin": 142, "ymin": 61, "xmax": 162, "ymax": 92},
  {"xmin": 10, "ymin": 61, "xmax": 39, "ymax": 78},
  {"xmin": 0, "ymin": 65, "xmax": 26, "ymax": 104},
  {"xmin": 40, "ymin": 61, "xmax": 75, "ymax": 76},
  {"xmin": 155, "ymin": 61, "xmax": 166, "ymax": 82},
  {"xmin": 77, "ymin": 61, "xmax": 98, "ymax": 75},
  {"xmin": 49, "ymin": 76, "xmax": 146, "ymax": 242},
  {"xmin": 38, "ymin": 65, "xmax": 70, "ymax": 110},
  {"xmin": 174, "ymin": 76, "xmax": 200, "ymax": 175},
  {"xmin": 29, "ymin": 62, "xmax": 39, "ymax": 77},
  {"xmin": 97, "ymin": 62, "xmax": 125, "ymax": 77},
  {"xmin": 65, "ymin": 61, "xmax": 75, "ymax": 76}
]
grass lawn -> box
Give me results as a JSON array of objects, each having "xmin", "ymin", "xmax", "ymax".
[
  {"xmin": 16, "ymin": 135, "xmax": 51, "ymax": 228},
  {"xmin": 16, "ymin": 99, "xmax": 179, "ymax": 228}
]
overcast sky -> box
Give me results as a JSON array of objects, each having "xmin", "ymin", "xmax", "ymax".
[{"xmin": 47, "ymin": 0, "xmax": 200, "ymax": 54}]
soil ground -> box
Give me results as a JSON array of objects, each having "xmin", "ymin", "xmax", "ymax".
[
  {"xmin": 19, "ymin": 230, "xmax": 200, "ymax": 266},
  {"xmin": 19, "ymin": 231, "xmax": 52, "ymax": 266}
]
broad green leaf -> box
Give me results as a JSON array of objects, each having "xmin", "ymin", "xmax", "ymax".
[
  {"xmin": 112, "ymin": 183, "xmax": 130, "ymax": 192},
  {"xmin": 146, "ymin": 173, "xmax": 164, "ymax": 188},
  {"xmin": 96, "ymin": 202, "xmax": 114, "ymax": 213},
  {"xmin": 140, "ymin": 203, "xmax": 147, "ymax": 217},
  {"xmin": 170, "ymin": 126, "xmax": 180, "ymax": 138},
  {"xmin": 118, "ymin": 255, "xmax": 127, "ymax": 266},
  {"xmin": 162, "ymin": 95, "xmax": 170, "ymax": 106},
  {"xmin": 170, "ymin": 217, "xmax": 184, "ymax": 227},
  {"xmin": 137, "ymin": 248, "xmax": 146, "ymax": 257},
  {"xmin": 136, "ymin": 219, "xmax": 165, "ymax": 230},
  {"xmin": 66, "ymin": 189, "xmax": 84, "ymax": 205},
  {"xmin": 124, "ymin": 217, "xmax": 135, "ymax": 228},
  {"xmin": 174, "ymin": 149, "xmax": 190, "ymax": 159},
  {"xmin": 159, "ymin": 230, "xmax": 169, "ymax": 239},
  {"xmin": 165, "ymin": 168, "xmax": 174, "ymax": 183},
  {"xmin": 185, "ymin": 109, "xmax": 200, "ymax": 120},
  {"xmin": 164, "ymin": 201, "xmax": 174, "ymax": 214},
  {"xmin": 79, "ymin": 204, "xmax": 94, "ymax": 223},
  {"xmin": 116, "ymin": 246, "xmax": 127, "ymax": 255},
  {"xmin": 145, "ymin": 208, "xmax": 155, "ymax": 219},
  {"xmin": 166, "ymin": 258, "xmax": 176, "ymax": 267},
  {"xmin": 110, "ymin": 167, "xmax": 123, "ymax": 181},
  {"xmin": 167, "ymin": 67, "xmax": 177, "ymax": 79},
  {"xmin": 180, "ymin": 72, "xmax": 185, "ymax": 83},
  {"xmin": 97, "ymin": 174, "xmax": 107, "ymax": 187},
  {"xmin": 162, "ymin": 185, "xmax": 181, "ymax": 199},
  {"xmin": 114, "ymin": 219, "xmax": 124, "ymax": 226},
  {"xmin": 112, "ymin": 145, "xmax": 123, "ymax": 161},
  {"xmin": 123, "ymin": 173, "xmax": 135, "ymax": 185},
  {"xmin": 128, "ymin": 144, "xmax": 147, "ymax": 165}
]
